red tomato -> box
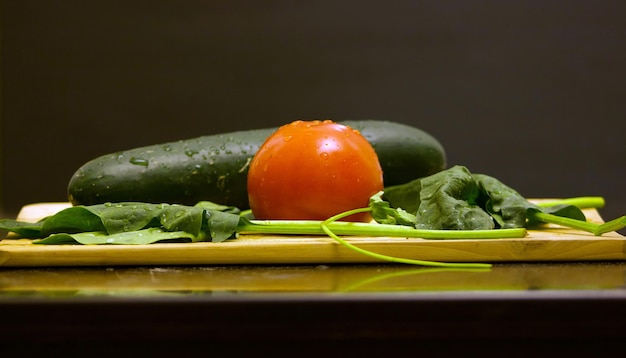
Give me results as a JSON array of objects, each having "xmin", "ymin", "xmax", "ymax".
[{"xmin": 247, "ymin": 120, "xmax": 384, "ymax": 222}]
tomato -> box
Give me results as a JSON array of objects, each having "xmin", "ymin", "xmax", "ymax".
[{"xmin": 247, "ymin": 119, "xmax": 384, "ymax": 222}]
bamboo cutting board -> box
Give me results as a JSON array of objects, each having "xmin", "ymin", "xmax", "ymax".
[{"xmin": 1, "ymin": 202, "xmax": 624, "ymax": 267}]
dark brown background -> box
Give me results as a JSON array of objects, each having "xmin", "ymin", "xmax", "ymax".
[{"xmin": 2, "ymin": 1, "xmax": 625, "ymax": 231}]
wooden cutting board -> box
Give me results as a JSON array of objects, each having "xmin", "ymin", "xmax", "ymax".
[{"xmin": 1, "ymin": 202, "xmax": 624, "ymax": 267}]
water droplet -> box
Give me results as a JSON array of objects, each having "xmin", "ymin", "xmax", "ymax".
[
  {"xmin": 162, "ymin": 145, "xmax": 172, "ymax": 152},
  {"xmin": 319, "ymin": 152, "xmax": 329, "ymax": 160},
  {"xmin": 129, "ymin": 157, "xmax": 149, "ymax": 166},
  {"xmin": 191, "ymin": 164, "xmax": 201, "ymax": 175},
  {"xmin": 284, "ymin": 135, "xmax": 293, "ymax": 142},
  {"xmin": 217, "ymin": 175, "xmax": 226, "ymax": 190}
]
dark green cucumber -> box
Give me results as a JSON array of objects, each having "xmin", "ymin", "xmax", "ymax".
[{"xmin": 68, "ymin": 120, "xmax": 446, "ymax": 209}]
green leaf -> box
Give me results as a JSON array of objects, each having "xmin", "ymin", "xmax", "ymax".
[
  {"xmin": 0, "ymin": 219, "xmax": 44, "ymax": 238},
  {"xmin": 472, "ymin": 173, "xmax": 539, "ymax": 228},
  {"xmin": 2, "ymin": 202, "xmax": 241, "ymax": 244},
  {"xmin": 541, "ymin": 204, "xmax": 586, "ymax": 220},
  {"xmin": 473, "ymin": 173, "xmax": 588, "ymax": 229},
  {"xmin": 40, "ymin": 206, "xmax": 106, "ymax": 236},
  {"xmin": 369, "ymin": 191, "xmax": 416, "ymax": 226},
  {"xmin": 87, "ymin": 203, "xmax": 158, "ymax": 234},
  {"xmin": 158, "ymin": 205, "xmax": 204, "ymax": 237},
  {"xmin": 382, "ymin": 178, "xmax": 422, "ymax": 215},
  {"xmin": 35, "ymin": 228, "xmax": 196, "ymax": 245},
  {"xmin": 205, "ymin": 210, "xmax": 242, "ymax": 242},
  {"xmin": 378, "ymin": 166, "xmax": 595, "ymax": 233},
  {"xmin": 414, "ymin": 166, "xmax": 495, "ymax": 230},
  {"xmin": 195, "ymin": 201, "xmax": 241, "ymax": 214}
]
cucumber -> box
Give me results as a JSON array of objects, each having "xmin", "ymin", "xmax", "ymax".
[{"xmin": 68, "ymin": 120, "xmax": 446, "ymax": 209}]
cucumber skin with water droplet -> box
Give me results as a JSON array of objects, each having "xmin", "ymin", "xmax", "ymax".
[{"xmin": 68, "ymin": 120, "xmax": 446, "ymax": 209}]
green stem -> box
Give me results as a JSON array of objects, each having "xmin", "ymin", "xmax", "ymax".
[
  {"xmin": 597, "ymin": 216, "xmax": 626, "ymax": 235},
  {"xmin": 535, "ymin": 196, "xmax": 605, "ymax": 209},
  {"xmin": 319, "ymin": 208, "xmax": 493, "ymax": 268},
  {"xmin": 530, "ymin": 211, "xmax": 626, "ymax": 236},
  {"xmin": 239, "ymin": 218, "xmax": 526, "ymax": 239}
]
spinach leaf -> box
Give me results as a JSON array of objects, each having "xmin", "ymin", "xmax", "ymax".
[
  {"xmin": 0, "ymin": 206, "xmax": 107, "ymax": 238},
  {"xmin": 538, "ymin": 204, "xmax": 587, "ymax": 222},
  {"xmin": 204, "ymin": 210, "xmax": 242, "ymax": 242},
  {"xmin": 381, "ymin": 178, "xmax": 422, "ymax": 215},
  {"xmin": 472, "ymin": 173, "xmax": 587, "ymax": 228},
  {"xmin": 381, "ymin": 166, "xmax": 498, "ymax": 230},
  {"xmin": 195, "ymin": 201, "xmax": 241, "ymax": 214},
  {"xmin": 414, "ymin": 166, "xmax": 495, "ymax": 230},
  {"xmin": 369, "ymin": 192, "xmax": 416, "ymax": 226},
  {"xmin": 472, "ymin": 173, "xmax": 538, "ymax": 229},
  {"xmin": 88, "ymin": 203, "xmax": 164, "ymax": 234},
  {"xmin": 0, "ymin": 219, "xmax": 45, "ymax": 238},
  {"xmin": 1, "ymin": 202, "xmax": 241, "ymax": 244},
  {"xmin": 377, "ymin": 165, "xmax": 588, "ymax": 231},
  {"xmin": 36, "ymin": 228, "xmax": 197, "ymax": 245}
]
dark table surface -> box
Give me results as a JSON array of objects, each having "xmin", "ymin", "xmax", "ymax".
[{"xmin": 2, "ymin": 261, "xmax": 626, "ymax": 357}]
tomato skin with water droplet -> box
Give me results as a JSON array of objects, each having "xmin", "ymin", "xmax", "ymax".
[{"xmin": 247, "ymin": 120, "xmax": 384, "ymax": 222}]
